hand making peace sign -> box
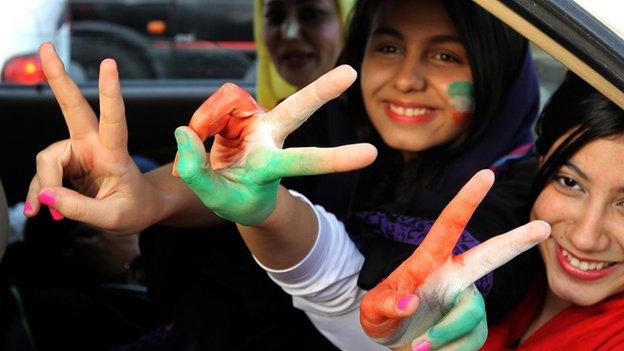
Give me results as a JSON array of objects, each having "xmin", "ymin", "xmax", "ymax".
[
  {"xmin": 360, "ymin": 170, "xmax": 551, "ymax": 350},
  {"xmin": 174, "ymin": 65, "xmax": 377, "ymax": 226}
]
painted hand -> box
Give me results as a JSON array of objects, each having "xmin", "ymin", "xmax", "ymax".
[
  {"xmin": 24, "ymin": 42, "xmax": 159, "ymax": 234},
  {"xmin": 360, "ymin": 170, "xmax": 551, "ymax": 349},
  {"xmin": 174, "ymin": 65, "xmax": 377, "ymax": 226}
]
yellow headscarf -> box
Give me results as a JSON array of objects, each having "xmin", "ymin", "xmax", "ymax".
[{"xmin": 254, "ymin": 0, "xmax": 355, "ymax": 109}]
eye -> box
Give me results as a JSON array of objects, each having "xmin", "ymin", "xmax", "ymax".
[
  {"xmin": 265, "ymin": 9, "xmax": 286, "ymax": 25},
  {"xmin": 376, "ymin": 44, "xmax": 399, "ymax": 54},
  {"xmin": 554, "ymin": 175, "xmax": 583, "ymax": 191},
  {"xmin": 432, "ymin": 52, "xmax": 459, "ymax": 63},
  {"xmin": 299, "ymin": 7, "xmax": 327, "ymax": 22}
]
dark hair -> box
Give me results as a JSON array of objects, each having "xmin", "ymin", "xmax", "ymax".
[
  {"xmin": 532, "ymin": 72, "xmax": 624, "ymax": 199},
  {"xmin": 338, "ymin": 0, "xmax": 528, "ymax": 207}
]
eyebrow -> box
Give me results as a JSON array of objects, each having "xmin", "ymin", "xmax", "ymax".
[
  {"xmin": 563, "ymin": 161, "xmax": 588, "ymax": 181},
  {"xmin": 370, "ymin": 26, "xmax": 462, "ymax": 45}
]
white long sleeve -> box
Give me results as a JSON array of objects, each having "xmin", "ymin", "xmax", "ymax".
[{"xmin": 254, "ymin": 190, "xmax": 388, "ymax": 351}]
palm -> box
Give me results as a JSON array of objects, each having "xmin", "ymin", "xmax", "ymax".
[{"xmin": 360, "ymin": 170, "xmax": 550, "ymax": 348}]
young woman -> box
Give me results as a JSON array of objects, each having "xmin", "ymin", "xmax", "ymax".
[
  {"xmin": 256, "ymin": 0, "xmax": 354, "ymax": 108},
  {"xmin": 483, "ymin": 72, "xmax": 624, "ymax": 350}
]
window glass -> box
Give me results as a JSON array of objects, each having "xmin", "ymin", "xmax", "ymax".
[{"xmin": 0, "ymin": 0, "xmax": 255, "ymax": 85}]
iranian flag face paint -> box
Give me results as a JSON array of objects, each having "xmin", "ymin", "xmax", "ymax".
[{"xmin": 448, "ymin": 81, "xmax": 475, "ymax": 125}]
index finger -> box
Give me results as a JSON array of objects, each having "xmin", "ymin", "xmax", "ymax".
[
  {"xmin": 39, "ymin": 42, "xmax": 98, "ymax": 139},
  {"xmin": 418, "ymin": 169, "xmax": 495, "ymax": 262},
  {"xmin": 267, "ymin": 65, "xmax": 357, "ymax": 142}
]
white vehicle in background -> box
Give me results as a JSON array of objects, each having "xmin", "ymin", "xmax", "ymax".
[{"xmin": 0, "ymin": 0, "xmax": 70, "ymax": 84}]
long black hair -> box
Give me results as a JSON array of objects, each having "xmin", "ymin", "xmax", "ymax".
[
  {"xmin": 337, "ymin": 0, "xmax": 528, "ymax": 208},
  {"xmin": 532, "ymin": 72, "xmax": 624, "ymax": 199}
]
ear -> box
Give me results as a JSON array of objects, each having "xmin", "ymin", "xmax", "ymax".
[{"xmin": 538, "ymin": 155, "xmax": 545, "ymax": 166}]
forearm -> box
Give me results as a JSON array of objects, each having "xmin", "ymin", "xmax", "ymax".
[
  {"xmin": 146, "ymin": 163, "xmax": 226, "ymax": 228},
  {"xmin": 237, "ymin": 186, "xmax": 317, "ymax": 269}
]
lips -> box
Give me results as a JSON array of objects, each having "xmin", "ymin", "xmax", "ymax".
[
  {"xmin": 555, "ymin": 243, "xmax": 620, "ymax": 280},
  {"xmin": 279, "ymin": 51, "xmax": 315, "ymax": 68},
  {"xmin": 383, "ymin": 101, "xmax": 436, "ymax": 124}
]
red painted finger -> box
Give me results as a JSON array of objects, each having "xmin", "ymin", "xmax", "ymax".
[
  {"xmin": 361, "ymin": 287, "xmax": 419, "ymax": 340},
  {"xmin": 417, "ymin": 169, "xmax": 495, "ymax": 263},
  {"xmin": 188, "ymin": 82, "xmax": 264, "ymax": 141},
  {"xmin": 173, "ymin": 83, "xmax": 264, "ymax": 176}
]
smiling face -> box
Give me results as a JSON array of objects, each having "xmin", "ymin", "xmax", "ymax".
[
  {"xmin": 531, "ymin": 136, "xmax": 624, "ymax": 306},
  {"xmin": 360, "ymin": 0, "xmax": 474, "ymax": 157},
  {"xmin": 263, "ymin": 0, "xmax": 343, "ymax": 89}
]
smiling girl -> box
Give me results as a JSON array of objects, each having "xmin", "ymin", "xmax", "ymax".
[{"xmin": 478, "ymin": 72, "xmax": 624, "ymax": 350}]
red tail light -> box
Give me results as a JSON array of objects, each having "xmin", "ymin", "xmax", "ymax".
[{"xmin": 2, "ymin": 54, "xmax": 46, "ymax": 85}]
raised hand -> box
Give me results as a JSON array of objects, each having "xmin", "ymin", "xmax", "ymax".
[
  {"xmin": 360, "ymin": 170, "xmax": 551, "ymax": 349},
  {"xmin": 24, "ymin": 42, "xmax": 160, "ymax": 234},
  {"xmin": 174, "ymin": 65, "xmax": 377, "ymax": 226}
]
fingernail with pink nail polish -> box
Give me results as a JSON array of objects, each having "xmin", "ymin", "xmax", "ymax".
[
  {"xmin": 412, "ymin": 341, "xmax": 431, "ymax": 351},
  {"xmin": 23, "ymin": 202, "xmax": 33, "ymax": 215},
  {"xmin": 49, "ymin": 207, "xmax": 64, "ymax": 221},
  {"xmin": 397, "ymin": 295, "xmax": 414, "ymax": 310},
  {"xmin": 39, "ymin": 192, "xmax": 56, "ymax": 207}
]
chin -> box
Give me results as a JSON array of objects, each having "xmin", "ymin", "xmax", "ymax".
[{"xmin": 548, "ymin": 275, "xmax": 607, "ymax": 306}]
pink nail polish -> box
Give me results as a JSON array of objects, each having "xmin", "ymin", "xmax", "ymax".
[
  {"xmin": 23, "ymin": 202, "xmax": 33, "ymax": 215},
  {"xmin": 412, "ymin": 341, "xmax": 431, "ymax": 351},
  {"xmin": 397, "ymin": 295, "xmax": 414, "ymax": 310},
  {"xmin": 39, "ymin": 192, "xmax": 56, "ymax": 207},
  {"xmin": 49, "ymin": 207, "xmax": 64, "ymax": 221}
]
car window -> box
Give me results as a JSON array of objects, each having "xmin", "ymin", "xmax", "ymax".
[{"xmin": 0, "ymin": 0, "xmax": 255, "ymax": 86}]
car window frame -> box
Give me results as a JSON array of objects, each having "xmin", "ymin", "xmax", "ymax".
[{"xmin": 473, "ymin": 0, "xmax": 624, "ymax": 110}]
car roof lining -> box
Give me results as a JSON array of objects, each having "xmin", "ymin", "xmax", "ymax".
[{"xmin": 473, "ymin": 0, "xmax": 624, "ymax": 110}]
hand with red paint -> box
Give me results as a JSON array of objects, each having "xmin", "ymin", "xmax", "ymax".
[
  {"xmin": 173, "ymin": 66, "xmax": 377, "ymax": 226},
  {"xmin": 25, "ymin": 43, "xmax": 214, "ymax": 234},
  {"xmin": 360, "ymin": 170, "xmax": 551, "ymax": 350}
]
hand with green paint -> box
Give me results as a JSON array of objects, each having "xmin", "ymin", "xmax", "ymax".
[
  {"xmin": 360, "ymin": 170, "xmax": 551, "ymax": 350},
  {"xmin": 174, "ymin": 65, "xmax": 377, "ymax": 226}
]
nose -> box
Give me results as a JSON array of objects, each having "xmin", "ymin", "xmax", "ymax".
[
  {"xmin": 392, "ymin": 57, "xmax": 426, "ymax": 93},
  {"xmin": 281, "ymin": 16, "xmax": 301, "ymax": 40},
  {"xmin": 567, "ymin": 200, "xmax": 611, "ymax": 252}
]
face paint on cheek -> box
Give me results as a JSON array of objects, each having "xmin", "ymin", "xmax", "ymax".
[{"xmin": 447, "ymin": 81, "xmax": 475, "ymax": 125}]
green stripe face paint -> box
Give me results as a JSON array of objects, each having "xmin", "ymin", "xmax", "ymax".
[{"xmin": 448, "ymin": 81, "xmax": 475, "ymax": 125}]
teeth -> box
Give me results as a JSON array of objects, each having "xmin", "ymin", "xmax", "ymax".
[
  {"xmin": 562, "ymin": 248, "xmax": 613, "ymax": 271},
  {"xmin": 389, "ymin": 104, "xmax": 433, "ymax": 117}
]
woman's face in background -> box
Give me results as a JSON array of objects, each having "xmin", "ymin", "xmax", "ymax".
[
  {"xmin": 531, "ymin": 136, "xmax": 624, "ymax": 306},
  {"xmin": 360, "ymin": 0, "xmax": 474, "ymax": 157},
  {"xmin": 263, "ymin": 0, "xmax": 343, "ymax": 89}
]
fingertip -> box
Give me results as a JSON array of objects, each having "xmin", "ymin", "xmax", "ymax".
[
  {"xmin": 334, "ymin": 64, "xmax": 357, "ymax": 82},
  {"xmin": 174, "ymin": 127, "xmax": 189, "ymax": 146},
  {"xmin": 477, "ymin": 168, "xmax": 495, "ymax": 183},
  {"xmin": 100, "ymin": 58, "xmax": 118, "ymax": 71},
  {"xmin": 38, "ymin": 41, "xmax": 54, "ymax": 56},
  {"xmin": 530, "ymin": 219, "xmax": 551, "ymax": 239},
  {"xmin": 396, "ymin": 294, "xmax": 419, "ymax": 314},
  {"xmin": 411, "ymin": 340, "xmax": 431, "ymax": 351}
]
